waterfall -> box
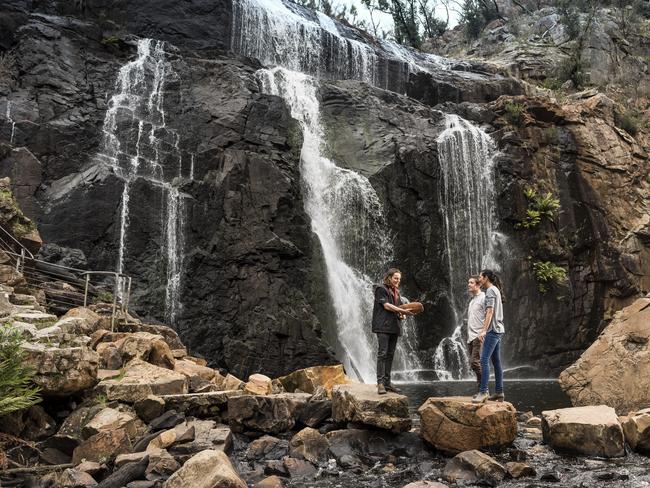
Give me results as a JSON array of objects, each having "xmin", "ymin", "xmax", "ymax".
[
  {"xmin": 5, "ymin": 101, "xmax": 16, "ymax": 145},
  {"xmin": 260, "ymin": 67, "xmax": 413, "ymax": 382},
  {"xmin": 231, "ymin": 0, "xmax": 450, "ymax": 92},
  {"xmin": 96, "ymin": 38, "xmax": 188, "ymax": 324},
  {"xmin": 433, "ymin": 114, "xmax": 499, "ymax": 379}
]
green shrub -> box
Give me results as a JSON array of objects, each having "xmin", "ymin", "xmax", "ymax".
[
  {"xmin": 532, "ymin": 261, "xmax": 568, "ymax": 293},
  {"xmin": 516, "ymin": 187, "xmax": 561, "ymax": 229},
  {"xmin": 93, "ymin": 291, "xmax": 114, "ymax": 304},
  {"xmin": 0, "ymin": 323, "xmax": 41, "ymax": 416},
  {"xmin": 504, "ymin": 102, "xmax": 526, "ymax": 126},
  {"xmin": 100, "ymin": 36, "xmax": 122, "ymax": 47},
  {"xmin": 541, "ymin": 77, "xmax": 563, "ymax": 91}
]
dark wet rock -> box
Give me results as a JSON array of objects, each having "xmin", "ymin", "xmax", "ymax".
[
  {"xmin": 442, "ymin": 450, "xmax": 506, "ymax": 486},
  {"xmin": 228, "ymin": 393, "xmax": 312, "ymax": 434},
  {"xmin": 540, "ymin": 469, "xmax": 562, "ymax": 482},
  {"xmin": 148, "ymin": 410, "xmax": 185, "ymax": 431},
  {"xmin": 325, "ymin": 428, "xmax": 432, "ymax": 466},
  {"xmin": 541, "ymin": 405, "xmax": 625, "ymax": 458},
  {"xmin": 96, "ymin": 458, "xmax": 149, "ymax": 488},
  {"xmin": 331, "ymin": 384, "xmax": 411, "ymax": 433},
  {"xmin": 246, "ymin": 435, "xmax": 289, "ymax": 461}
]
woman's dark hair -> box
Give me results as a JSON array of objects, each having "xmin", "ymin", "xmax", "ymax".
[
  {"xmin": 383, "ymin": 268, "xmax": 402, "ymax": 286},
  {"xmin": 480, "ymin": 269, "xmax": 506, "ymax": 303}
]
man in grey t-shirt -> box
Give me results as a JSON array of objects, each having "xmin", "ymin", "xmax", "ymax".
[{"xmin": 466, "ymin": 276, "xmax": 485, "ymax": 391}]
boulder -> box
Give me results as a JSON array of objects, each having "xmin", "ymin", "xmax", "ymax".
[
  {"xmin": 72, "ymin": 428, "xmax": 132, "ymax": 465},
  {"xmin": 24, "ymin": 343, "xmax": 99, "ymax": 396},
  {"xmin": 275, "ymin": 365, "xmax": 352, "ymax": 396},
  {"xmin": 11, "ymin": 311, "xmax": 57, "ymax": 326},
  {"xmin": 169, "ymin": 420, "xmax": 233, "ymax": 455},
  {"xmin": 62, "ymin": 307, "xmax": 102, "ymax": 331},
  {"xmin": 282, "ymin": 457, "xmax": 317, "ymax": 478},
  {"xmin": 541, "ymin": 405, "xmax": 625, "ymax": 457},
  {"xmin": 325, "ymin": 428, "xmax": 430, "ymax": 464},
  {"xmin": 246, "ymin": 435, "xmax": 289, "ymax": 461},
  {"xmin": 163, "ymin": 449, "xmax": 247, "ymax": 488},
  {"xmin": 244, "ymin": 374, "xmax": 273, "ymax": 395},
  {"xmin": 161, "ymin": 390, "xmax": 244, "ymax": 418},
  {"xmin": 214, "ymin": 373, "xmax": 245, "ymax": 391},
  {"xmin": 174, "ymin": 359, "xmax": 217, "ymax": 383},
  {"xmin": 134, "ymin": 395, "xmax": 166, "ymax": 422},
  {"xmin": 82, "ymin": 407, "xmax": 145, "ymax": 442},
  {"xmin": 228, "ymin": 393, "xmax": 311, "ymax": 433},
  {"xmin": 621, "ymin": 408, "xmax": 650, "ymax": 454},
  {"xmin": 418, "ymin": 397, "xmax": 517, "ymax": 454},
  {"xmin": 254, "ymin": 476, "xmax": 284, "ymax": 488},
  {"xmin": 442, "ymin": 450, "xmax": 506, "ymax": 486},
  {"xmin": 559, "ymin": 296, "xmax": 650, "ymax": 414},
  {"xmin": 112, "ymin": 332, "xmax": 176, "ymax": 369},
  {"xmin": 505, "ymin": 462, "xmax": 536, "ymax": 478},
  {"xmin": 147, "ymin": 422, "xmax": 195, "ymax": 451},
  {"xmin": 331, "ymin": 384, "xmax": 411, "ymax": 433},
  {"xmin": 146, "ymin": 449, "xmax": 180, "ymax": 480},
  {"xmin": 289, "ymin": 427, "xmax": 330, "ymax": 464},
  {"xmin": 97, "ymin": 359, "xmax": 188, "ymax": 403},
  {"xmin": 47, "ymin": 468, "xmax": 98, "ymax": 487}
]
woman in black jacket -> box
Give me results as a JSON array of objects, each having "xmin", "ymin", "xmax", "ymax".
[{"xmin": 372, "ymin": 268, "xmax": 413, "ymax": 394}]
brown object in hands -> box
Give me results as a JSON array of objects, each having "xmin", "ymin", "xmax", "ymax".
[{"xmin": 399, "ymin": 302, "xmax": 424, "ymax": 315}]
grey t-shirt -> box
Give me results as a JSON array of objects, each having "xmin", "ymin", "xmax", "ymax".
[
  {"xmin": 485, "ymin": 285, "xmax": 505, "ymax": 334},
  {"xmin": 467, "ymin": 291, "xmax": 485, "ymax": 343}
]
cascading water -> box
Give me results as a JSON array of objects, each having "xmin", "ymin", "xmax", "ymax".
[
  {"xmin": 433, "ymin": 114, "xmax": 499, "ymax": 379},
  {"xmin": 231, "ymin": 0, "xmax": 450, "ymax": 93},
  {"xmin": 5, "ymin": 101, "xmax": 16, "ymax": 145},
  {"xmin": 259, "ymin": 67, "xmax": 423, "ymax": 382},
  {"xmin": 96, "ymin": 38, "xmax": 189, "ymax": 324}
]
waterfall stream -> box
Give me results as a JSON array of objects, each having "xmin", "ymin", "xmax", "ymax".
[
  {"xmin": 97, "ymin": 39, "xmax": 188, "ymax": 325},
  {"xmin": 433, "ymin": 114, "xmax": 499, "ymax": 379},
  {"xmin": 259, "ymin": 67, "xmax": 426, "ymax": 382}
]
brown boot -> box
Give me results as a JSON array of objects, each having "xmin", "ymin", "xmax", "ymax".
[{"xmin": 377, "ymin": 383, "xmax": 387, "ymax": 395}]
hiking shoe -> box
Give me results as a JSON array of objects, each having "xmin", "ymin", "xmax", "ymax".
[
  {"xmin": 385, "ymin": 384, "xmax": 402, "ymax": 394},
  {"xmin": 489, "ymin": 392, "xmax": 505, "ymax": 402},
  {"xmin": 472, "ymin": 392, "xmax": 489, "ymax": 403},
  {"xmin": 377, "ymin": 383, "xmax": 387, "ymax": 395}
]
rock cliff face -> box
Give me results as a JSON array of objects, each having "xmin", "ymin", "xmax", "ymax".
[{"xmin": 1, "ymin": 0, "xmax": 648, "ymax": 378}]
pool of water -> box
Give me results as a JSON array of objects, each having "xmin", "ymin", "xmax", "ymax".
[{"xmin": 396, "ymin": 379, "xmax": 572, "ymax": 415}]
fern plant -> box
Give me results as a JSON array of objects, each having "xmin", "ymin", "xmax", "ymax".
[
  {"xmin": 0, "ymin": 323, "xmax": 41, "ymax": 416},
  {"xmin": 517, "ymin": 187, "xmax": 560, "ymax": 229},
  {"xmin": 532, "ymin": 261, "xmax": 568, "ymax": 293}
]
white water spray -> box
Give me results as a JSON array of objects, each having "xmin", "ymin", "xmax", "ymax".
[
  {"xmin": 97, "ymin": 38, "xmax": 187, "ymax": 324},
  {"xmin": 433, "ymin": 114, "xmax": 500, "ymax": 379}
]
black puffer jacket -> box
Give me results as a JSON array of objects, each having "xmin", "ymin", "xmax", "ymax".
[{"xmin": 371, "ymin": 284, "xmax": 401, "ymax": 336}]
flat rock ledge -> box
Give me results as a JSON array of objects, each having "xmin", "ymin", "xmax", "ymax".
[
  {"xmin": 331, "ymin": 384, "xmax": 411, "ymax": 433},
  {"xmin": 541, "ymin": 405, "xmax": 625, "ymax": 458},
  {"xmin": 418, "ymin": 396, "xmax": 517, "ymax": 454}
]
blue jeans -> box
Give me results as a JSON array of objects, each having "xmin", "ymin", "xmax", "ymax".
[{"xmin": 479, "ymin": 330, "xmax": 504, "ymax": 394}]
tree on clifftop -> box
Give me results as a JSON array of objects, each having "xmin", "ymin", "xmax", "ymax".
[{"xmin": 0, "ymin": 324, "xmax": 40, "ymax": 417}]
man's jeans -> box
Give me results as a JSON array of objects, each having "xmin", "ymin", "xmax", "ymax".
[
  {"xmin": 479, "ymin": 330, "xmax": 504, "ymax": 394},
  {"xmin": 376, "ymin": 333, "xmax": 398, "ymax": 386}
]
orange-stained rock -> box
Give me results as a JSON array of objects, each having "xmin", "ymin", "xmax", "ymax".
[{"xmin": 418, "ymin": 397, "xmax": 516, "ymax": 454}]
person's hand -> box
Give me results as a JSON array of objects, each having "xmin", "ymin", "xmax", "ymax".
[
  {"xmin": 398, "ymin": 313, "xmax": 405, "ymax": 320},
  {"xmin": 401, "ymin": 309, "xmax": 414, "ymax": 316},
  {"xmin": 479, "ymin": 331, "xmax": 486, "ymax": 343}
]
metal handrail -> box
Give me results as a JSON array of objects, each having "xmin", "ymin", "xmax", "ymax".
[{"xmin": 0, "ymin": 224, "xmax": 132, "ymax": 325}]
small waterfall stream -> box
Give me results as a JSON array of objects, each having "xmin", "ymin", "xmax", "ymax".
[
  {"xmin": 433, "ymin": 114, "xmax": 499, "ymax": 379},
  {"xmin": 5, "ymin": 101, "xmax": 16, "ymax": 145},
  {"xmin": 97, "ymin": 38, "xmax": 188, "ymax": 325}
]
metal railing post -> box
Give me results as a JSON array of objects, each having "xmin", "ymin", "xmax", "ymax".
[
  {"xmin": 111, "ymin": 272, "xmax": 118, "ymax": 332},
  {"xmin": 83, "ymin": 274, "xmax": 90, "ymax": 307},
  {"xmin": 15, "ymin": 248, "xmax": 23, "ymax": 273}
]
